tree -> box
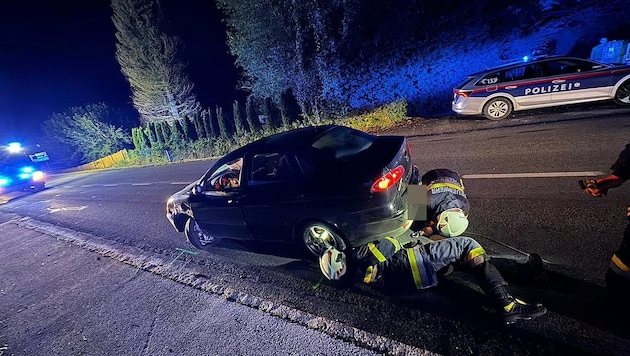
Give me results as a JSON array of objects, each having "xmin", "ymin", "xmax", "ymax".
[
  {"xmin": 245, "ymin": 97, "xmax": 257, "ymax": 134},
  {"xmin": 111, "ymin": 0, "xmax": 200, "ymax": 124},
  {"xmin": 201, "ymin": 109, "xmax": 216, "ymax": 139},
  {"xmin": 42, "ymin": 103, "xmax": 132, "ymax": 163},
  {"xmin": 232, "ymin": 100, "xmax": 245, "ymax": 136},
  {"xmin": 216, "ymin": 106, "xmax": 228, "ymax": 138}
]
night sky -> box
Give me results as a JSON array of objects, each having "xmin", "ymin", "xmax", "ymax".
[{"xmin": 0, "ymin": 0, "xmax": 238, "ymax": 146}]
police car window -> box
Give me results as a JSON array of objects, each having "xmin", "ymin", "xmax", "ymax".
[
  {"xmin": 542, "ymin": 59, "xmax": 598, "ymax": 76},
  {"xmin": 503, "ymin": 66, "xmax": 526, "ymax": 82}
]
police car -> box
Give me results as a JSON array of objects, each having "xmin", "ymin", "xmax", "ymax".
[
  {"xmin": 0, "ymin": 156, "xmax": 46, "ymax": 194},
  {"xmin": 452, "ymin": 56, "xmax": 630, "ymax": 120}
]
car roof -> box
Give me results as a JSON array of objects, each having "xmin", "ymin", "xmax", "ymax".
[
  {"xmin": 232, "ymin": 125, "xmax": 339, "ymax": 155},
  {"xmin": 467, "ymin": 56, "xmax": 609, "ymax": 77}
]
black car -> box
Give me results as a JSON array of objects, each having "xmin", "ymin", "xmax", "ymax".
[
  {"xmin": 0, "ymin": 156, "xmax": 46, "ymax": 194},
  {"xmin": 166, "ymin": 125, "xmax": 419, "ymax": 256}
]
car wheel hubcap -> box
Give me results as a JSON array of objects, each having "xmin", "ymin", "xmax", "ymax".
[
  {"xmin": 304, "ymin": 225, "xmax": 340, "ymax": 254},
  {"xmin": 617, "ymin": 84, "xmax": 630, "ymax": 104},
  {"xmin": 488, "ymin": 102, "xmax": 508, "ymax": 117}
]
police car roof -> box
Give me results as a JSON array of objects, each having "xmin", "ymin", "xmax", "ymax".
[{"xmin": 468, "ymin": 56, "xmax": 607, "ymax": 77}]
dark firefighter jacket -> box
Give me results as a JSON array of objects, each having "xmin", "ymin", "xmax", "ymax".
[
  {"xmin": 421, "ymin": 169, "xmax": 470, "ymax": 221},
  {"xmin": 609, "ymin": 144, "xmax": 630, "ymax": 284}
]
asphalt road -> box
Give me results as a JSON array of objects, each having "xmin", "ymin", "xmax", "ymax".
[{"xmin": 1, "ymin": 103, "xmax": 630, "ymax": 355}]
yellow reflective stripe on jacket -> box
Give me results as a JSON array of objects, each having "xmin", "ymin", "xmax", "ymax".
[
  {"xmin": 407, "ymin": 248, "xmax": 423, "ymax": 289},
  {"xmin": 466, "ymin": 247, "xmax": 486, "ymax": 262},
  {"xmin": 384, "ymin": 236, "xmax": 402, "ymax": 252},
  {"xmin": 427, "ymin": 182, "xmax": 464, "ymax": 193},
  {"xmin": 612, "ymin": 254, "xmax": 630, "ymax": 272},
  {"xmin": 610, "ymin": 254, "xmax": 630, "ymax": 280},
  {"xmin": 368, "ymin": 243, "xmax": 387, "ymax": 263}
]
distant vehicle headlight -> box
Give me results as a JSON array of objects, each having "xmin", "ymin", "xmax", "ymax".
[{"xmin": 32, "ymin": 171, "xmax": 45, "ymax": 181}]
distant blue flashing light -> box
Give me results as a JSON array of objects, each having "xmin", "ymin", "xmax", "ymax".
[
  {"xmin": 0, "ymin": 177, "xmax": 10, "ymax": 187},
  {"xmin": 18, "ymin": 166, "xmax": 36, "ymax": 179},
  {"xmin": 523, "ymin": 56, "xmax": 530, "ymax": 62}
]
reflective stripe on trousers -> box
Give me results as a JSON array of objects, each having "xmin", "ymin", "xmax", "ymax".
[{"xmin": 406, "ymin": 247, "xmax": 438, "ymax": 289}]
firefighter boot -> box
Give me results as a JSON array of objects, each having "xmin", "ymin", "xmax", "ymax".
[
  {"xmin": 490, "ymin": 285, "xmax": 547, "ymax": 325},
  {"xmin": 502, "ymin": 298, "xmax": 547, "ymax": 325}
]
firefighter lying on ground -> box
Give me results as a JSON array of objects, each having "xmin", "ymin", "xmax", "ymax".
[{"xmin": 319, "ymin": 233, "xmax": 547, "ymax": 325}]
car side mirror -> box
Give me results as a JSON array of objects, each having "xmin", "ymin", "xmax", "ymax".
[{"xmin": 192, "ymin": 184, "xmax": 202, "ymax": 195}]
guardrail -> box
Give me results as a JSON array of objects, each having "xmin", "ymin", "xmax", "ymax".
[{"xmin": 66, "ymin": 149, "xmax": 130, "ymax": 172}]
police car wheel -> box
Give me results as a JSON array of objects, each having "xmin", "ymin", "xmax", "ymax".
[
  {"xmin": 483, "ymin": 97, "xmax": 513, "ymax": 120},
  {"xmin": 301, "ymin": 222, "xmax": 347, "ymax": 258},
  {"xmin": 185, "ymin": 218, "xmax": 216, "ymax": 250},
  {"xmin": 613, "ymin": 80, "xmax": 630, "ymax": 105}
]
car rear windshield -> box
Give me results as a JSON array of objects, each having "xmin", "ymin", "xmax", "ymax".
[
  {"xmin": 311, "ymin": 126, "xmax": 374, "ymax": 160},
  {"xmin": 456, "ymin": 76, "xmax": 477, "ymax": 88}
]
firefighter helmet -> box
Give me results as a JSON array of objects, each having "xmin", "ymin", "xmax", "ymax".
[
  {"xmin": 436, "ymin": 208, "xmax": 469, "ymax": 237},
  {"xmin": 319, "ymin": 247, "xmax": 347, "ymax": 280}
]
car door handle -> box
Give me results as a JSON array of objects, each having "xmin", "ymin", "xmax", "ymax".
[
  {"xmin": 505, "ymin": 86, "xmax": 517, "ymax": 90},
  {"xmin": 552, "ymin": 79, "xmax": 566, "ymax": 84}
]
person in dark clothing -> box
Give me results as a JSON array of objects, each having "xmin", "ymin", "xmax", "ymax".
[
  {"xmin": 414, "ymin": 169, "xmax": 470, "ymax": 238},
  {"xmin": 583, "ymin": 144, "xmax": 629, "ymax": 197},
  {"xmin": 584, "ymin": 144, "xmax": 630, "ymax": 298},
  {"xmin": 606, "ymin": 207, "xmax": 630, "ymax": 299},
  {"xmin": 319, "ymin": 235, "xmax": 547, "ymax": 325}
]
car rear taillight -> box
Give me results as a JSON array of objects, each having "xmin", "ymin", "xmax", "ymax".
[
  {"xmin": 454, "ymin": 89, "xmax": 472, "ymax": 98},
  {"xmin": 371, "ymin": 165, "xmax": 405, "ymax": 193},
  {"xmin": 406, "ymin": 141, "xmax": 412, "ymax": 156}
]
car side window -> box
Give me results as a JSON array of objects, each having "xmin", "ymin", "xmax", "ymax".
[
  {"xmin": 542, "ymin": 59, "xmax": 597, "ymax": 76},
  {"xmin": 205, "ymin": 157, "xmax": 243, "ymax": 191},
  {"xmin": 500, "ymin": 64, "xmax": 542, "ymax": 82},
  {"xmin": 249, "ymin": 153, "xmax": 295, "ymax": 183}
]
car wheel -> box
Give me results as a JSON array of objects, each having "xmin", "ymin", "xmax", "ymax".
[
  {"xmin": 301, "ymin": 222, "xmax": 348, "ymax": 258},
  {"xmin": 184, "ymin": 218, "xmax": 216, "ymax": 250},
  {"xmin": 614, "ymin": 80, "xmax": 630, "ymax": 105},
  {"xmin": 33, "ymin": 182, "xmax": 45, "ymax": 191},
  {"xmin": 483, "ymin": 97, "xmax": 513, "ymax": 120}
]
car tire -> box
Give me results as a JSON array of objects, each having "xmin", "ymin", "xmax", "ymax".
[
  {"xmin": 184, "ymin": 218, "xmax": 216, "ymax": 250},
  {"xmin": 483, "ymin": 97, "xmax": 513, "ymax": 120},
  {"xmin": 614, "ymin": 80, "xmax": 630, "ymax": 105},
  {"xmin": 301, "ymin": 221, "xmax": 348, "ymax": 258},
  {"xmin": 33, "ymin": 182, "xmax": 45, "ymax": 191}
]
